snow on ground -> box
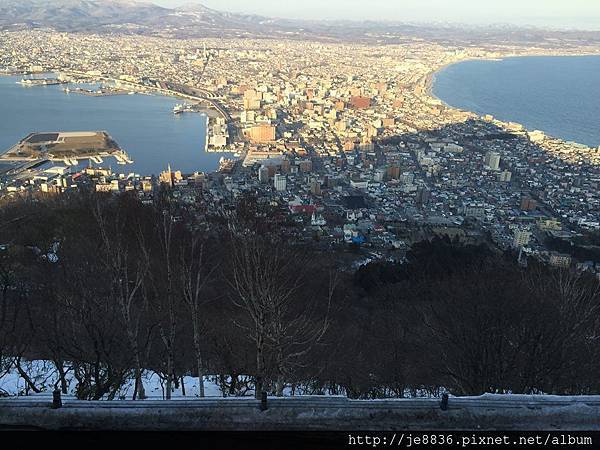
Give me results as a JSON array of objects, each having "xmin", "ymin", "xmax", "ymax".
[
  {"xmin": 0, "ymin": 359, "xmax": 229, "ymax": 399},
  {"xmin": 123, "ymin": 372, "xmax": 225, "ymax": 399},
  {"xmin": 5, "ymin": 360, "xmax": 599, "ymax": 404}
]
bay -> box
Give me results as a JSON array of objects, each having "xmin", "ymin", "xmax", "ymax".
[
  {"xmin": 0, "ymin": 74, "xmax": 223, "ymax": 175},
  {"xmin": 433, "ymin": 55, "xmax": 600, "ymax": 148}
]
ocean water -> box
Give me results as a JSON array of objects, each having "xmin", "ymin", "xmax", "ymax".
[
  {"xmin": 0, "ymin": 74, "xmax": 222, "ymax": 175},
  {"xmin": 433, "ymin": 55, "xmax": 600, "ymax": 147}
]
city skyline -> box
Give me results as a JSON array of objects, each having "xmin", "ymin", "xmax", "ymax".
[{"xmin": 154, "ymin": 0, "xmax": 600, "ymax": 29}]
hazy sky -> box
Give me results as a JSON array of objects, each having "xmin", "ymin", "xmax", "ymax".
[{"xmin": 152, "ymin": 0, "xmax": 600, "ymax": 29}]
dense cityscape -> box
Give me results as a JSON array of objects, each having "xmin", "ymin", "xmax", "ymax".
[{"xmin": 1, "ymin": 29, "xmax": 599, "ymax": 275}]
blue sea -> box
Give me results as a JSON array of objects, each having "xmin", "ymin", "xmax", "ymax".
[
  {"xmin": 0, "ymin": 74, "xmax": 222, "ymax": 175},
  {"xmin": 433, "ymin": 55, "xmax": 600, "ymax": 148}
]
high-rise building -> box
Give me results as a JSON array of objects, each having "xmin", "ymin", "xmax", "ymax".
[
  {"xmin": 387, "ymin": 165, "xmax": 401, "ymax": 180},
  {"xmin": 258, "ymin": 165, "xmax": 269, "ymax": 183},
  {"xmin": 484, "ymin": 151, "xmax": 501, "ymax": 170},
  {"xmin": 373, "ymin": 169, "xmax": 386, "ymax": 183},
  {"xmin": 274, "ymin": 174, "xmax": 287, "ymax": 192},
  {"xmin": 520, "ymin": 197, "xmax": 537, "ymax": 211},
  {"xmin": 400, "ymin": 172, "xmax": 414, "ymax": 185},
  {"xmin": 513, "ymin": 228, "xmax": 532, "ymax": 248},
  {"xmin": 243, "ymin": 89, "xmax": 261, "ymax": 110},
  {"xmin": 310, "ymin": 179, "xmax": 321, "ymax": 195},
  {"xmin": 498, "ymin": 170, "xmax": 512, "ymax": 182}
]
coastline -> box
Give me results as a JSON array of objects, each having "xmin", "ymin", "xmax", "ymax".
[
  {"xmin": 423, "ymin": 53, "xmax": 600, "ymax": 151},
  {"xmin": 0, "ymin": 74, "xmax": 220, "ymax": 175},
  {"xmin": 4, "ymin": 71, "xmax": 237, "ymax": 172}
]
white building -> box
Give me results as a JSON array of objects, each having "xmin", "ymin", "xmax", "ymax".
[
  {"xmin": 274, "ymin": 174, "xmax": 287, "ymax": 192},
  {"xmin": 258, "ymin": 166, "xmax": 269, "ymax": 183},
  {"xmin": 513, "ymin": 228, "xmax": 532, "ymax": 248},
  {"xmin": 485, "ymin": 151, "xmax": 501, "ymax": 171}
]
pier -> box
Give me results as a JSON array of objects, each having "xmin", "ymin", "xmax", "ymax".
[{"xmin": 0, "ymin": 131, "xmax": 132, "ymax": 167}]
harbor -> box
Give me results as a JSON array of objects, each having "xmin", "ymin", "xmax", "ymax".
[{"xmin": 0, "ymin": 74, "xmax": 226, "ymax": 175}]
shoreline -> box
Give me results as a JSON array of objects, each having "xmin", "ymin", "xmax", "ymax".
[
  {"xmin": 0, "ymin": 74, "xmax": 222, "ymax": 176},
  {"xmin": 423, "ymin": 52, "xmax": 600, "ymax": 151}
]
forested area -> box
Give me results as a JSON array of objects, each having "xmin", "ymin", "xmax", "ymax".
[{"xmin": 1, "ymin": 191, "xmax": 599, "ymax": 400}]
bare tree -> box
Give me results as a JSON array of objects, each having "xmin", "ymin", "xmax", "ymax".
[
  {"xmin": 94, "ymin": 200, "xmax": 150, "ymax": 400},
  {"xmin": 150, "ymin": 207, "xmax": 178, "ymax": 400},
  {"xmin": 0, "ymin": 246, "xmax": 15, "ymax": 372},
  {"xmin": 522, "ymin": 265, "xmax": 600, "ymax": 393},
  {"xmin": 267, "ymin": 267, "xmax": 336, "ymax": 396},
  {"xmin": 178, "ymin": 234, "xmax": 217, "ymax": 397},
  {"xmin": 57, "ymin": 246, "xmax": 131, "ymax": 401},
  {"xmin": 227, "ymin": 234, "xmax": 334, "ymax": 398}
]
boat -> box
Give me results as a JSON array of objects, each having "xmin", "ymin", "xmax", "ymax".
[{"xmin": 18, "ymin": 78, "xmax": 64, "ymax": 86}]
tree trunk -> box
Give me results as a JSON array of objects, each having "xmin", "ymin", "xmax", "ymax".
[
  {"xmin": 122, "ymin": 305, "xmax": 146, "ymax": 400},
  {"xmin": 196, "ymin": 353, "xmax": 205, "ymax": 398},
  {"xmin": 166, "ymin": 354, "xmax": 173, "ymax": 400},
  {"xmin": 255, "ymin": 332, "xmax": 264, "ymax": 400},
  {"xmin": 276, "ymin": 376, "xmax": 284, "ymax": 397},
  {"xmin": 229, "ymin": 374, "xmax": 237, "ymax": 396},
  {"xmin": 275, "ymin": 347, "xmax": 284, "ymax": 397},
  {"xmin": 54, "ymin": 359, "xmax": 68, "ymax": 394},
  {"xmin": 132, "ymin": 365, "xmax": 145, "ymax": 400},
  {"xmin": 192, "ymin": 314, "xmax": 205, "ymax": 397}
]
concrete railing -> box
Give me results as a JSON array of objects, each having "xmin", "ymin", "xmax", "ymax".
[{"xmin": 1, "ymin": 393, "xmax": 599, "ymax": 430}]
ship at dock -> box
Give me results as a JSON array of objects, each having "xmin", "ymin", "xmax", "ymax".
[
  {"xmin": 173, "ymin": 103, "xmax": 187, "ymax": 114},
  {"xmin": 18, "ymin": 78, "xmax": 66, "ymax": 87},
  {"xmin": 173, "ymin": 103, "xmax": 205, "ymax": 114},
  {"xmin": 63, "ymin": 86, "xmax": 131, "ymax": 97}
]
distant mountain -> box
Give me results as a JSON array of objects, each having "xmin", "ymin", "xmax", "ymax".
[
  {"xmin": 0, "ymin": 0, "xmax": 169, "ymax": 30},
  {"xmin": 1, "ymin": 0, "xmax": 600, "ymax": 45},
  {"xmin": 0, "ymin": 0, "xmax": 304, "ymax": 38}
]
